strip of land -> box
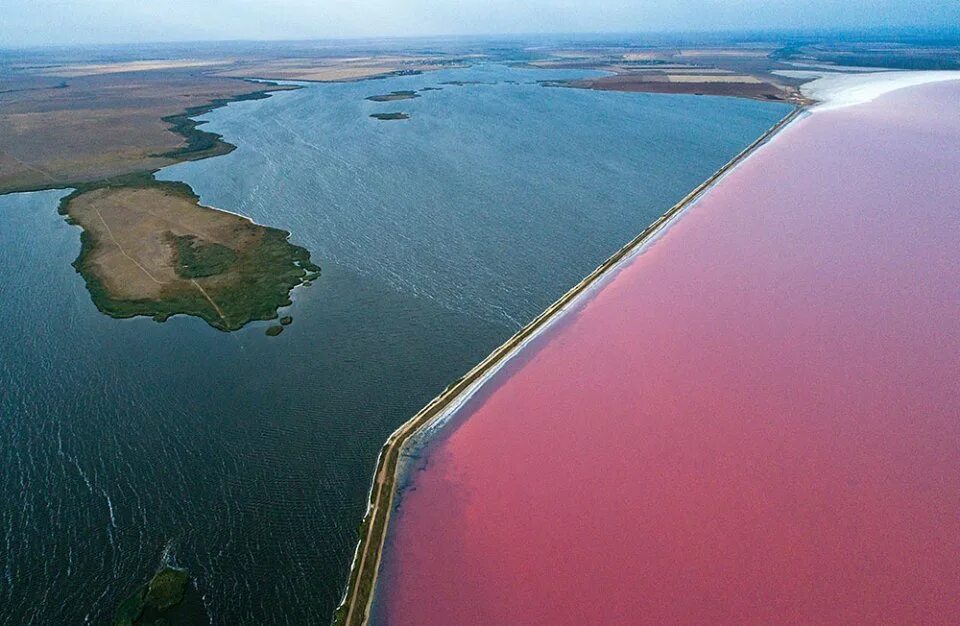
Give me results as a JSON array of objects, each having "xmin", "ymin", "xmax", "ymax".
[
  {"xmin": 525, "ymin": 42, "xmax": 959, "ymax": 102},
  {"xmin": 333, "ymin": 104, "xmax": 804, "ymax": 626},
  {"xmin": 0, "ymin": 68, "xmax": 297, "ymax": 194}
]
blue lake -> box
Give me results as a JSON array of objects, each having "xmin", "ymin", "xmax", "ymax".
[{"xmin": 1, "ymin": 64, "xmax": 789, "ymax": 624}]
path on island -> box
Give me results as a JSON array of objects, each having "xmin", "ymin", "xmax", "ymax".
[{"xmin": 95, "ymin": 208, "xmax": 163, "ymax": 285}]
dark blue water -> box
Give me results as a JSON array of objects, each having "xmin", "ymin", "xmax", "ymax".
[{"xmin": 1, "ymin": 64, "xmax": 790, "ymax": 625}]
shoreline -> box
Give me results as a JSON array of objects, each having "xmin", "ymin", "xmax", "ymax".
[
  {"xmin": 333, "ymin": 103, "xmax": 805, "ymax": 626},
  {"xmin": 0, "ymin": 78, "xmax": 297, "ymax": 197},
  {"xmin": 5, "ymin": 79, "xmax": 321, "ymax": 334},
  {"xmin": 58, "ymin": 174, "xmax": 320, "ymax": 332}
]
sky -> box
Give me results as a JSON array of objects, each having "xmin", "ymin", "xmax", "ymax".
[{"xmin": 2, "ymin": 0, "xmax": 958, "ymax": 47}]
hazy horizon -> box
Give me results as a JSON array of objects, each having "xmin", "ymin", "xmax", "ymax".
[{"xmin": 3, "ymin": 0, "xmax": 959, "ymax": 48}]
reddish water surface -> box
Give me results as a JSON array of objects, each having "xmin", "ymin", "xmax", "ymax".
[{"xmin": 374, "ymin": 81, "xmax": 960, "ymax": 624}]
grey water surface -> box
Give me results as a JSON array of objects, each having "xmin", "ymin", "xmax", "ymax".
[{"xmin": 1, "ymin": 64, "xmax": 790, "ymax": 624}]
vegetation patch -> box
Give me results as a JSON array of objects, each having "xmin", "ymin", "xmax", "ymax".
[
  {"xmin": 365, "ymin": 90, "xmax": 420, "ymax": 102},
  {"xmin": 266, "ymin": 324, "xmax": 284, "ymax": 336},
  {"xmin": 170, "ymin": 234, "xmax": 238, "ymax": 278},
  {"xmin": 61, "ymin": 175, "xmax": 320, "ymax": 332},
  {"xmin": 114, "ymin": 566, "xmax": 189, "ymax": 626},
  {"xmin": 370, "ymin": 112, "xmax": 410, "ymax": 121}
]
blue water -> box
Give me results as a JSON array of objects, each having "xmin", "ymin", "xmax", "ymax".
[{"xmin": 1, "ymin": 64, "xmax": 789, "ymax": 625}]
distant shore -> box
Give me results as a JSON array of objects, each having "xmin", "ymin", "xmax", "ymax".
[{"xmin": 333, "ymin": 103, "xmax": 804, "ymax": 626}]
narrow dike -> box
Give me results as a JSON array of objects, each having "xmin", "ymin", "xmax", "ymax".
[{"xmin": 334, "ymin": 105, "xmax": 807, "ymax": 625}]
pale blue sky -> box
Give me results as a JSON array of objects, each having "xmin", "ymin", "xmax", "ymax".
[{"xmin": 2, "ymin": 0, "xmax": 957, "ymax": 47}]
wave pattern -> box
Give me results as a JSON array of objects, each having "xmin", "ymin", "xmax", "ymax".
[{"xmin": 2, "ymin": 64, "xmax": 788, "ymax": 625}]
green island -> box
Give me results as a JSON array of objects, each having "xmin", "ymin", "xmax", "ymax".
[
  {"xmin": 370, "ymin": 112, "xmax": 410, "ymax": 121},
  {"xmin": 61, "ymin": 173, "xmax": 319, "ymax": 331},
  {"xmin": 0, "ymin": 78, "xmax": 320, "ymax": 334},
  {"xmin": 22, "ymin": 81, "xmax": 324, "ymax": 334},
  {"xmin": 365, "ymin": 90, "xmax": 420, "ymax": 102},
  {"xmin": 114, "ymin": 566, "xmax": 190, "ymax": 626}
]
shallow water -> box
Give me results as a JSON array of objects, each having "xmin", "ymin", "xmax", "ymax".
[
  {"xmin": 0, "ymin": 64, "xmax": 788, "ymax": 625},
  {"xmin": 374, "ymin": 80, "xmax": 960, "ymax": 624}
]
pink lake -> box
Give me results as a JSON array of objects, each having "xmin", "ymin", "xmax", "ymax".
[{"xmin": 374, "ymin": 80, "xmax": 960, "ymax": 624}]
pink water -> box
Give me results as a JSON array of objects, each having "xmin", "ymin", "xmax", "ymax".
[{"xmin": 375, "ymin": 81, "xmax": 960, "ymax": 624}]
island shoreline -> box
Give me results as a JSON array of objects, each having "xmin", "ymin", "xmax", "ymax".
[{"xmin": 4, "ymin": 78, "xmax": 321, "ymax": 333}]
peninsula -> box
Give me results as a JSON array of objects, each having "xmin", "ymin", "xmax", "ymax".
[{"xmin": 0, "ymin": 62, "xmax": 320, "ymax": 330}]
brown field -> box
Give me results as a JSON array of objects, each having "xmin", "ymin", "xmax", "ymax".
[
  {"xmin": 675, "ymin": 48, "xmax": 774, "ymax": 58},
  {"xmin": 578, "ymin": 74, "xmax": 796, "ymax": 100},
  {"xmin": 36, "ymin": 60, "xmax": 232, "ymax": 77},
  {"xmin": 528, "ymin": 45, "xmax": 808, "ymax": 103},
  {"xmin": 214, "ymin": 54, "xmax": 449, "ymax": 82},
  {"xmin": 0, "ymin": 69, "xmax": 292, "ymax": 194},
  {"xmin": 665, "ymin": 74, "xmax": 763, "ymax": 83},
  {"xmin": 216, "ymin": 60, "xmax": 398, "ymax": 82},
  {"xmin": 66, "ymin": 185, "xmax": 261, "ymax": 302}
]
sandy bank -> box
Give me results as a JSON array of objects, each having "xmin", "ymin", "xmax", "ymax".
[{"xmin": 789, "ymin": 69, "xmax": 960, "ymax": 110}]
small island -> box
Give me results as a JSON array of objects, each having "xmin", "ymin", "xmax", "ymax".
[
  {"xmin": 114, "ymin": 566, "xmax": 190, "ymax": 626},
  {"xmin": 61, "ymin": 174, "xmax": 320, "ymax": 331},
  {"xmin": 370, "ymin": 112, "xmax": 410, "ymax": 121},
  {"xmin": 365, "ymin": 90, "xmax": 420, "ymax": 102}
]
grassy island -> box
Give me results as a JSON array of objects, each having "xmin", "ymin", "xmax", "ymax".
[
  {"xmin": 0, "ymin": 72, "xmax": 320, "ymax": 333},
  {"xmin": 365, "ymin": 90, "xmax": 420, "ymax": 102},
  {"xmin": 114, "ymin": 566, "xmax": 189, "ymax": 626},
  {"xmin": 61, "ymin": 175, "xmax": 319, "ymax": 331},
  {"xmin": 370, "ymin": 112, "xmax": 410, "ymax": 121}
]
